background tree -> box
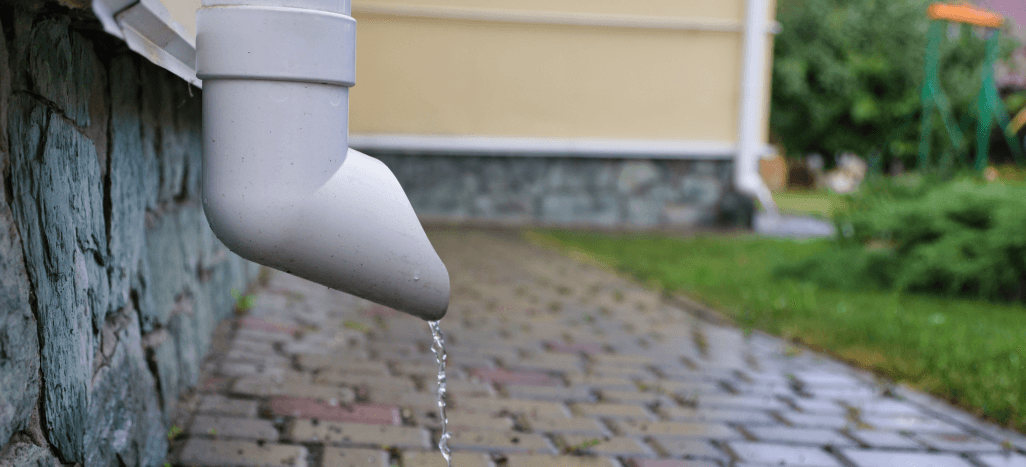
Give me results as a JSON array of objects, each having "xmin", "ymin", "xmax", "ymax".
[{"xmin": 771, "ymin": 0, "xmax": 1020, "ymax": 169}]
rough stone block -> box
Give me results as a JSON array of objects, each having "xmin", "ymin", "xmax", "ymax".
[
  {"xmin": 84, "ymin": 309, "xmax": 166, "ymax": 467},
  {"xmin": 9, "ymin": 93, "xmax": 107, "ymax": 462},
  {"xmin": 0, "ymin": 442, "xmax": 60, "ymax": 467},
  {"xmin": 0, "ymin": 143, "xmax": 40, "ymax": 448}
]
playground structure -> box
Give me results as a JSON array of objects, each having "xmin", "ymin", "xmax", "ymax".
[{"xmin": 918, "ymin": 2, "xmax": 1025, "ymax": 171}]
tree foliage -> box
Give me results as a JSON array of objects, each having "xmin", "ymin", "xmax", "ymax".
[{"xmin": 771, "ymin": 0, "xmax": 1019, "ymax": 167}]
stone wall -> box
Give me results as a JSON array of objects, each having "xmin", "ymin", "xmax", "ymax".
[
  {"xmin": 0, "ymin": 3, "xmax": 259, "ymax": 466},
  {"xmin": 372, "ymin": 154, "xmax": 754, "ymax": 229}
]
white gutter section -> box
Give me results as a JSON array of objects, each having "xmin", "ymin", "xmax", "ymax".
[
  {"xmin": 350, "ymin": 134, "xmax": 739, "ymax": 159},
  {"xmin": 92, "ymin": 0, "xmax": 201, "ymax": 87},
  {"xmin": 195, "ymin": 0, "xmax": 450, "ymax": 321},
  {"xmin": 736, "ymin": 0, "xmax": 779, "ymax": 217}
]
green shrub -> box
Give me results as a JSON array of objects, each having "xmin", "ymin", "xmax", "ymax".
[{"xmin": 778, "ymin": 177, "xmax": 1026, "ymax": 302}]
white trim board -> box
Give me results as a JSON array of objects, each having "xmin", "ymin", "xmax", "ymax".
[
  {"xmin": 348, "ymin": 134, "xmax": 758, "ymax": 159},
  {"xmin": 353, "ymin": 4, "xmax": 783, "ymax": 34}
]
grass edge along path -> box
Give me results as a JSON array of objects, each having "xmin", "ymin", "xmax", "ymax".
[{"xmin": 530, "ymin": 230, "xmax": 1026, "ymax": 434}]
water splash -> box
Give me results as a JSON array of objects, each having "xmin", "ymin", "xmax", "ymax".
[{"xmin": 428, "ymin": 320, "xmax": 452, "ymax": 467}]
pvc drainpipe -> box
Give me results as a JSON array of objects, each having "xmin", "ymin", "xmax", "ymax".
[
  {"xmin": 195, "ymin": 0, "xmax": 450, "ymax": 321},
  {"xmin": 737, "ymin": 0, "xmax": 780, "ymax": 218}
]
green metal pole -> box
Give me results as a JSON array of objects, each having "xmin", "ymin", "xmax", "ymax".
[
  {"xmin": 919, "ymin": 21, "xmax": 945, "ymax": 170},
  {"xmin": 975, "ymin": 29, "xmax": 1001, "ymax": 172}
]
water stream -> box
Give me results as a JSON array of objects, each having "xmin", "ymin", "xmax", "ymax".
[{"xmin": 428, "ymin": 320, "xmax": 453, "ymax": 467}]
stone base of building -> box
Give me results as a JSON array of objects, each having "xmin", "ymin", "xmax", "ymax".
[{"xmin": 372, "ymin": 153, "xmax": 755, "ymax": 229}]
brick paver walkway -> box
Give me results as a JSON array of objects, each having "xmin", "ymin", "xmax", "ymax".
[{"xmin": 168, "ymin": 228, "xmax": 1026, "ymax": 467}]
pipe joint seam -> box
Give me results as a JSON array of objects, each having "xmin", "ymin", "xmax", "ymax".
[{"xmin": 196, "ymin": 5, "xmax": 356, "ymax": 86}]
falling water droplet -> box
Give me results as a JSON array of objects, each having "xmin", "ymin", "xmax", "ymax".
[
  {"xmin": 414, "ymin": 270, "xmax": 421, "ymax": 281},
  {"xmin": 428, "ymin": 320, "xmax": 452, "ymax": 467}
]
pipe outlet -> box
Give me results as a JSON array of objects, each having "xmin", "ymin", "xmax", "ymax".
[{"xmin": 196, "ymin": 0, "xmax": 449, "ymax": 320}]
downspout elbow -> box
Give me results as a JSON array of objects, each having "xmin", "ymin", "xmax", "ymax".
[{"xmin": 196, "ymin": 0, "xmax": 449, "ymax": 320}]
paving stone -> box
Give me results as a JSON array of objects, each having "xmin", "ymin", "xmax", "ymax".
[
  {"xmin": 590, "ymin": 354, "xmax": 658, "ymax": 366},
  {"xmin": 728, "ymin": 441, "xmax": 843, "ymax": 467},
  {"xmin": 841, "ymin": 449, "xmax": 976, "ymax": 467},
  {"xmin": 510, "ymin": 353, "xmax": 584, "ymax": 372},
  {"xmin": 588, "ymin": 365, "xmax": 656, "ymax": 379},
  {"xmin": 316, "ymin": 374, "xmax": 417, "ymax": 392},
  {"xmin": 371, "ymin": 392, "xmax": 441, "ymax": 411},
  {"xmin": 976, "ymin": 453, "xmax": 1026, "ymax": 467},
  {"xmin": 545, "ymin": 341, "xmax": 605, "ymax": 355},
  {"xmin": 423, "ymin": 411, "xmax": 514, "ymax": 431},
  {"xmin": 572, "ymin": 402, "xmax": 655, "ymax": 420},
  {"xmin": 846, "ymin": 430, "xmax": 923, "ymax": 449},
  {"xmin": 238, "ymin": 317, "xmax": 299, "ymax": 336},
  {"xmin": 845, "ymin": 398, "xmax": 925, "ymax": 416},
  {"xmin": 426, "ymin": 380, "xmax": 496, "ymax": 397},
  {"xmin": 525, "ymin": 416, "xmax": 609, "ymax": 435},
  {"xmin": 615, "ymin": 420, "xmax": 739, "ymax": 439},
  {"xmin": 447, "ymin": 430, "xmax": 555, "ymax": 454},
  {"xmin": 627, "ymin": 460, "xmax": 719, "ymax": 467},
  {"xmin": 401, "ymin": 451, "xmax": 495, "ymax": 467},
  {"xmin": 861, "ymin": 414, "xmax": 965, "ymax": 433},
  {"xmin": 470, "ymin": 368, "xmax": 562, "ymax": 387},
  {"xmin": 646, "ymin": 437, "xmax": 725, "ymax": 460},
  {"xmin": 566, "ymin": 374, "xmax": 638, "ymax": 390},
  {"xmin": 777, "ymin": 412, "xmax": 853, "ymax": 429},
  {"xmin": 599, "ymin": 389, "xmax": 672, "ymax": 405},
  {"xmin": 560, "ymin": 434, "xmax": 652, "ymax": 457},
  {"xmin": 197, "ymin": 395, "xmax": 259, "ymax": 418},
  {"xmin": 696, "ymin": 394, "xmax": 789, "ymax": 411},
  {"xmin": 321, "ymin": 447, "xmax": 389, "ymax": 467},
  {"xmin": 232, "ymin": 376, "xmax": 356, "ymax": 403},
  {"xmin": 913, "ymin": 432, "xmax": 1005, "ymax": 452},
  {"xmin": 290, "ymin": 419, "xmax": 429, "ymax": 449},
  {"xmin": 296, "ymin": 354, "xmax": 389, "ymax": 375},
  {"xmin": 503, "ymin": 384, "xmax": 595, "ymax": 402},
  {"xmin": 788, "ymin": 398, "xmax": 847, "ymax": 415},
  {"xmin": 661, "ymin": 406, "xmax": 777, "ymax": 425},
  {"xmin": 804, "ymin": 386, "xmax": 881, "ymax": 400},
  {"xmin": 505, "ymin": 455, "xmax": 619, "ymax": 467},
  {"xmin": 177, "ymin": 439, "xmax": 307, "ymax": 467},
  {"xmin": 637, "ymin": 380, "xmax": 723, "ymax": 395},
  {"xmin": 270, "ymin": 397, "xmax": 401, "ymax": 425},
  {"xmin": 188, "ymin": 414, "xmax": 279, "ymax": 441},
  {"xmin": 456, "ymin": 397, "xmax": 571, "ymax": 418},
  {"xmin": 743, "ymin": 426, "xmax": 854, "ymax": 446}
]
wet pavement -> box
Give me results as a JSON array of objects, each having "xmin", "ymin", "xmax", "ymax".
[{"xmin": 168, "ymin": 227, "xmax": 1026, "ymax": 467}]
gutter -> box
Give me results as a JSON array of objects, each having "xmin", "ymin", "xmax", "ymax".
[
  {"xmin": 194, "ymin": 0, "xmax": 450, "ymax": 321},
  {"xmin": 92, "ymin": 0, "xmax": 201, "ymax": 87},
  {"xmin": 736, "ymin": 0, "xmax": 779, "ymax": 217}
]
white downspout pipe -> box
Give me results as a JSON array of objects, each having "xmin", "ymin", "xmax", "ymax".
[
  {"xmin": 737, "ymin": 0, "xmax": 779, "ymax": 218},
  {"xmin": 195, "ymin": 0, "xmax": 450, "ymax": 320}
]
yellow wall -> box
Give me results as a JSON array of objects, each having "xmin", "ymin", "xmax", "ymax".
[
  {"xmin": 349, "ymin": 12, "xmax": 745, "ymax": 142},
  {"xmin": 156, "ymin": 0, "xmax": 774, "ymax": 146}
]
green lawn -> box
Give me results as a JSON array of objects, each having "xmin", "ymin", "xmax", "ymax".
[{"xmin": 537, "ymin": 230, "xmax": 1026, "ymax": 432}]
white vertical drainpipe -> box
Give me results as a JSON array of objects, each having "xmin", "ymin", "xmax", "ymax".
[
  {"xmin": 737, "ymin": 0, "xmax": 780, "ymax": 218},
  {"xmin": 195, "ymin": 0, "xmax": 450, "ymax": 320}
]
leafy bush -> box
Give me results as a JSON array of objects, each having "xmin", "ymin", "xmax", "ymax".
[
  {"xmin": 772, "ymin": 0, "xmax": 1020, "ymax": 167},
  {"xmin": 777, "ymin": 177, "xmax": 1026, "ymax": 302}
]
